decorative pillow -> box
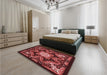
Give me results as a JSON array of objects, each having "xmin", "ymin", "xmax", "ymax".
[
  {"xmin": 71, "ymin": 30, "xmax": 78, "ymax": 34},
  {"xmin": 61, "ymin": 30, "xmax": 71, "ymax": 34}
]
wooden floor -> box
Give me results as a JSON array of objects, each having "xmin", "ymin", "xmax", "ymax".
[{"xmin": 0, "ymin": 42, "xmax": 107, "ymax": 75}]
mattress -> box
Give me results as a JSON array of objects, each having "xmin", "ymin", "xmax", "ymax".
[{"xmin": 43, "ymin": 34, "xmax": 80, "ymax": 44}]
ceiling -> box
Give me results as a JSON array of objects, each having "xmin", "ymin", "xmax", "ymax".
[{"xmin": 16, "ymin": 0, "xmax": 97, "ymax": 12}]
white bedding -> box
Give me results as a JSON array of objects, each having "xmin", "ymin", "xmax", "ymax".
[
  {"xmin": 43, "ymin": 33, "xmax": 80, "ymax": 44},
  {"xmin": 44, "ymin": 34, "xmax": 80, "ymax": 40}
]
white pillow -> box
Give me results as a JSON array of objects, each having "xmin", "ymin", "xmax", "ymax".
[
  {"xmin": 61, "ymin": 30, "xmax": 78, "ymax": 34},
  {"xmin": 61, "ymin": 30, "xmax": 71, "ymax": 34},
  {"xmin": 71, "ymin": 30, "xmax": 78, "ymax": 34}
]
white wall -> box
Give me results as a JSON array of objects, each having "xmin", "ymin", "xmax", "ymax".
[
  {"xmin": 60, "ymin": 6, "xmax": 84, "ymax": 29},
  {"xmin": 99, "ymin": 0, "xmax": 107, "ymax": 53},
  {"xmin": 59, "ymin": 1, "xmax": 98, "ymax": 35}
]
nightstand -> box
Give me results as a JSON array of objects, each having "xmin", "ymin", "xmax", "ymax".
[{"xmin": 85, "ymin": 35, "xmax": 98, "ymax": 44}]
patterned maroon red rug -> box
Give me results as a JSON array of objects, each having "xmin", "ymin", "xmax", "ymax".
[{"xmin": 18, "ymin": 45, "xmax": 75, "ymax": 75}]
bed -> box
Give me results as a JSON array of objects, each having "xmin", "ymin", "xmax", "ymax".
[{"xmin": 40, "ymin": 29, "xmax": 85, "ymax": 55}]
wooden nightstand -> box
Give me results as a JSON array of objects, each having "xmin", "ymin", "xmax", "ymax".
[{"xmin": 85, "ymin": 35, "xmax": 98, "ymax": 44}]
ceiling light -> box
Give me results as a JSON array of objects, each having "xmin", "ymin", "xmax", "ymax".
[{"xmin": 42, "ymin": 0, "xmax": 69, "ymax": 10}]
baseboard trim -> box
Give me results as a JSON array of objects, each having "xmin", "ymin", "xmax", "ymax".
[{"xmin": 98, "ymin": 43, "xmax": 107, "ymax": 56}]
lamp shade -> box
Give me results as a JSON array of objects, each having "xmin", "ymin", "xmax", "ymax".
[
  {"xmin": 53, "ymin": 27, "xmax": 58, "ymax": 29},
  {"xmin": 86, "ymin": 26, "xmax": 95, "ymax": 29}
]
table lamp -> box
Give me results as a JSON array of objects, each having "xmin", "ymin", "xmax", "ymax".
[
  {"xmin": 86, "ymin": 25, "xmax": 95, "ymax": 35},
  {"xmin": 53, "ymin": 27, "xmax": 58, "ymax": 33}
]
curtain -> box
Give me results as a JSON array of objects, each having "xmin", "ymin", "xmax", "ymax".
[
  {"xmin": 83, "ymin": 1, "xmax": 98, "ymax": 35},
  {"xmin": 50, "ymin": 11, "xmax": 60, "ymax": 33},
  {"xmin": 51, "ymin": 1, "xmax": 98, "ymax": 35},
  {"xmin": 0, "ymin": 0, "xmax": 42, "ymax": 33},
  {"xmin": 76, "ymin": 1, "xmax": 98, "ymax": 35}
]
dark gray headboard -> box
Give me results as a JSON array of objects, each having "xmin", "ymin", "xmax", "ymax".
[{"xmin": 58, "ymin": 29, "xmax": 85, "ymax": 41}]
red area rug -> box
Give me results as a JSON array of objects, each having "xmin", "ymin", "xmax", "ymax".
[{"xmin": 18, "ymin": 45, "xmax": 75, "ymax": 75}]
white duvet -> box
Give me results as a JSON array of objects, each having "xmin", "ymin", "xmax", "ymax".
[{"xmin": 44, "ymin": 33, "xmax": 80, "ymax": 41}]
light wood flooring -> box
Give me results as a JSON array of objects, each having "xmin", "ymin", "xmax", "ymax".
[{"xmin": 0, "ymin": 42, "xmax": 107, "ymax": 75}]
